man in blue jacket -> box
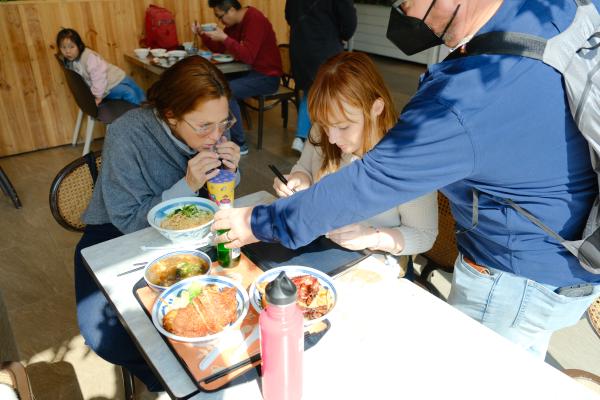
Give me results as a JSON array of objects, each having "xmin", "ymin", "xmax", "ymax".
[{"xmin": 214, "ymin": 0, "xmax": 600, "ymax": 358}]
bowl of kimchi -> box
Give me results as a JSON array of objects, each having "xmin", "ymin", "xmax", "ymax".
[
  {"xmin": 151, "ymin": 275, "xmax": 249, "ymax": 343},
  {"xmin": 249, "ymin": 266, "xmax": 337, "ymax": 326}
]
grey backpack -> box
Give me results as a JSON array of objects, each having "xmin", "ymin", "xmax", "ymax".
[{"xmin": 448, "ymin": 0, "xmax": 600, "ymax": 274}]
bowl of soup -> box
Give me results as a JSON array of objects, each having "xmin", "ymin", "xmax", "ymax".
[
  {"xmin": 147, "ymin": 197, "xmax": 218, "ymax": 243},
  {"xmin": 144, "ymin": 250, "xmax": 211, "ymax": 292}
]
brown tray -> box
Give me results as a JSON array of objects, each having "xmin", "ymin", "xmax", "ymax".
[{"xmin": 134, "ymin": 254, "xmax": 329, "ymax": 392}]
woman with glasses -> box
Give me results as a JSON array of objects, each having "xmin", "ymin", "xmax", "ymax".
[{"xmin": 73, "ymin": 55, "xmax": 240, "ymax": 393}]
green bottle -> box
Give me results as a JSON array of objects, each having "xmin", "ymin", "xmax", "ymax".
[{"xmin": 216, "ymin": 202, "xmax": 240, "ymax": 268}]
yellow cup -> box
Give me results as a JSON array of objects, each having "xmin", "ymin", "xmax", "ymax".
[{"xmin": 207, "ymin": 169, "xmax": 235, "ymax": 206}]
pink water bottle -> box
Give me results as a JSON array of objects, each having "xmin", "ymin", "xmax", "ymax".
[{"xmin": 259, "ymin": 271, "xmax": 304, "ymax": 400}]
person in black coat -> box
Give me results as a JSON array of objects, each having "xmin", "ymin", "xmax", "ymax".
[{"xmin": 285, "ymin": 0, "xmax": 357, "ymax": 153}]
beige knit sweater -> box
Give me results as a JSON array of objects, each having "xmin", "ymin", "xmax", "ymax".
[{"xmin": 290, "ymin": 127, "xmax": 438, "ymax": 256}]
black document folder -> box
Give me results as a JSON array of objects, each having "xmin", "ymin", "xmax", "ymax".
[{"xmin": 241, "ymin": 236, "xmax": 370, "ymax": 276}]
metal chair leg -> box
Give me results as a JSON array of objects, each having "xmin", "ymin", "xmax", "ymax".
[
  {"xmin": 282, "ymin": 100, "xmax": 289, "ymax": 129},
  {"xmin": 0, "ymin": 166, "xmax": 22, "ymax": 209},
  {"xmin": 82, "ymin": 116, "xmax": 95, "ymax": 156},
  {"xmin": 121, "ymin": 367, "xmax": 135, "ymax": 400},
  {"xmin": 257, "ymin": 97, "xmax": 265, "ymax": 150},
  {"xmin": 72, "ymin": 109, "xmax": 83, "ymax": 146}
]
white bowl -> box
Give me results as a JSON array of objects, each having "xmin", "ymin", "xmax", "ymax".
[
  {"xmin": 152, "ymin": 275, "xmax": 249, "ymax": 343},
  {"xmin": 147, "ymin": 197, "xmax": 218, "ymax": 243},
  {"xmin": 249, "ymin": 266, "xmax": 337, "ymax": 326},
  {"xmin": 182, "ymin": 41, "xmax": 194, "ymax": 51},
  {"xmin": 134, "ymin": 48, "xmax": 150, "ymax": 58},
  {"xmin": 201, "ymin": 23, "xmax": 217, "ymax": 32},
  {"xmin": 166, "ymin": 50, "xmax": 186, "ymax": 59},
  {"xmin": 213, "ymin": 54, "xmax": 234, "ymax": 63},
  {"xmin": 144, "ymin": 250, "xmax": 212, "ymax": 292},
  {"xmin": 150, "ymin": 48, "xmax": 167, "ymax": 57}
]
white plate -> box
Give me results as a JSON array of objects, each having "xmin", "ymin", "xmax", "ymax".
[
  {"xmin": 213, "ymin": 54, "xmax": 234, "ymax": 63},
  {"xmin": 249, "ymin": 265, "xmax": 337, "ymax": 326}
]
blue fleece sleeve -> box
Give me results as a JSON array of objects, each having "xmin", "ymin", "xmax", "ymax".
[{"xmin": 251, "ymin": 98, "xmax": 476, "ymax": 248}]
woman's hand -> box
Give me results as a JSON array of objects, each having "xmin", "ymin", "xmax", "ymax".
[
  {"xmin": 212, "ymin": 206, "xmax": 259, "ymax": 248},
  {"xmin": 273, "ymin": 172, "xmax": 311, "ymax": 197},
  {"xmin": 201, "ymin": 27, "xmax": 227, "ymax": 42},
  {"xmin": 326, "ymin": 223, "xmax": 379, "ymax": 251},
  {"xmin": 215, "ymin": 139, "xmax": 240, "ymax": 172},
  {"xmin": 185, "ymin": 151, "xmax": 221, "ymax": 192}
]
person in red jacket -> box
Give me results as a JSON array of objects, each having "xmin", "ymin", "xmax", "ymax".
[{"xmin": 200, "ymin": 0, "xmax": 283, "ymax": 155}]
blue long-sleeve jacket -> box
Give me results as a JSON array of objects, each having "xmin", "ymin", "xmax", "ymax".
[{"xmin": 252, "ymin": 0, "xmax": 600, "ymax": 287}]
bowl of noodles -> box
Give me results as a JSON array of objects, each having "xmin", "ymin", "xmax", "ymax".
[
  {"xmin": 147, "ymin": 197, "xmax": 218, "ymax": 243},
  {"xmin": 144, "ymin": 250, "xmax": 212, "ymax": 292},
  {"xmin": 249, "ymin": 266, "xmax": 337, "ymax": 326}
]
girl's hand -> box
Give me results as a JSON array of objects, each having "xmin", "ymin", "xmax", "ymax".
[
  {"xmin": 273, "ymin": 172, "xmax": 311, "ymax": 197},
  {"xmin": 326, "ymin": 223, "xmax": 379, "ymax": 251},
  {"xmin": 212, "ymin": 206, "xmax": 259, "ymax": 248},
  {"xmin": 95, "ymin": 98, "xmax": 102, "ymax": 106},
  {"xmin": 185, "ymin": 151, "xmax": 221, "ymax": 192},
  {"xmin": 215, "ymin": 138, "xmax": 240, "ymax": 172}
]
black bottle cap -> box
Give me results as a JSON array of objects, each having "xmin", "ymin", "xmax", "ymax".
[{"xmin": 265, "ymin": 271, "xmax": 297, "ymax": 306}]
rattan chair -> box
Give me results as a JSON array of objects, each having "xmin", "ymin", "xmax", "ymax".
[
  {"xmin": 55, "ymin": 55, "xmax": 137, "ymax": 156},
  {"xmin": 242, "ymin": 44, "xmax": 299, "ymax": 150},
  {"xmin": 49, "ymin": 152, "xmax": 102, "ymax": 231},
  {"xmin": 419, "ymin": 192, "xmax": 459, "ymax": 297},
  {"xmin": 48, "ymin": 152, "xmax": 136, "ymax": 399}
]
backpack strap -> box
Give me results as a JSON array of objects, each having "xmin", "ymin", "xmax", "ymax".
[{"xmin": 446, "ymin": 31, "xmax": 547, "ymax": 61}]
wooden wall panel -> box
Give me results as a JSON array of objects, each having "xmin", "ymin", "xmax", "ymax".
[{"xmin": 0, "ymin": 0, "xmax": 288, "ymax": 157}]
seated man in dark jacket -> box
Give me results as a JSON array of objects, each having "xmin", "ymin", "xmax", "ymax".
[{"xmin": 201, "ymin": 0, "xmax": 283, "ymax": 155}]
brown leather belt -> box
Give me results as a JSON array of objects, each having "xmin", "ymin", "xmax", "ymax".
[{"xmin": 463, "ymin": 256, "xmax": 491, "ymax": 275}]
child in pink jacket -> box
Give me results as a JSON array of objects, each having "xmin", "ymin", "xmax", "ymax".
[{"xmin": 56, "ymin": 28, "xmax": 145, "ymax": 105}]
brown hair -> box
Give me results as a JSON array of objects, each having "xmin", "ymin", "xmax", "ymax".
[
  {"xmin": 308, "ymin": 52, "xmax": 398, "ymax": 175},
  {"xmin": 145, "ymin": 55, "xmax": 231, "ymax": 121}
]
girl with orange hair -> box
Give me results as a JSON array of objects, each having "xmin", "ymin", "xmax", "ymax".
[{"xmin": 273, "ymin": 52, "xmax": 438, "ymax": 272}]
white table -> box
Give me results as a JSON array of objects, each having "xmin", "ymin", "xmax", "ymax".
[{"xmin": 81, "ymin": 191, "xmax": 597, "ymax": 399}]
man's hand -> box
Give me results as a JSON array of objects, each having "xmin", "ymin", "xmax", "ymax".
[
  {"xmin": 212, "ymin": 207, "xmax": 259, "ymax": 248},
  {"xmin": 201, "ymin": 27, "xmax": 228, "ymax": 42}
]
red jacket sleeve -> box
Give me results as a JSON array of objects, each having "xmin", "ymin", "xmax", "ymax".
[{"xmin": 222, "ymin": 12, "xmax": 267, "ymax": 65}]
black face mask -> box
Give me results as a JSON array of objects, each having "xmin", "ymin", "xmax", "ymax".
[{"xmin": 386, "ymin": 0, "xmax": 461, "ymax": 56}]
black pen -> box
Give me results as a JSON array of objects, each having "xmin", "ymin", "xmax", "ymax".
[{"xmin": 268, "ymin": 164, "xmax": 297, "ymax": 193}]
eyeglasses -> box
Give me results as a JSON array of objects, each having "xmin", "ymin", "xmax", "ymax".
[
  {"xmin": 182, "ymin": 113, "xmax": 237, "ymax": 135},
  {"xmin": 214, "ymin": 7, "xmax": 230, "ymax": 21}
]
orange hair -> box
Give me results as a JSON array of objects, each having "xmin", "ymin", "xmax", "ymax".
[{"xmin": 307, "ymin": 52, "xmax": 398, "ymax": 175}]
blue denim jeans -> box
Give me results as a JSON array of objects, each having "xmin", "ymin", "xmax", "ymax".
[
  {"xmin": 105, "ymin": 76, "xmax": 146, "ymax": 105},
  {"xmin": 227, "ymin": 71, "xmax": 280, "ymax": 146},
  {"xmin": 295, "ymin": 95, "xmax": 311, "ymax": 140},
  {"xmin": 448, "ymin": 254, "xmax": 600, "ymax": 359},
  {"xmin": 74, "ymin": 224, "xmax": 163, "ymax": 392}
]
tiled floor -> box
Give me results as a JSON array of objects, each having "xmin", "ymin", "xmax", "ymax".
[{"xmin": 0, "ymin": 55, "xmax": 598, "ymax": 400}]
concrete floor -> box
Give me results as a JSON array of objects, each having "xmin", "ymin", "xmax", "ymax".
[{"xmin": 0, "ymin": 54, "xmax": 598, "ymax": 399}]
